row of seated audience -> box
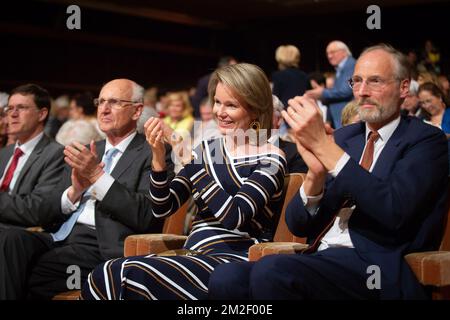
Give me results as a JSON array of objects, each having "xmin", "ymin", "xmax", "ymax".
[{"xmin": 0, "ymin": 42, "xmax": 448, "ymax": 300}]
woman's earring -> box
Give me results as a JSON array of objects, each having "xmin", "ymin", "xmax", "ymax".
[
  {"xmin": 249, "ymin": 120, "xmax": 260, "ymax": 146},
  {"xmin": 250, "ymin": 120, "xmax": 260, "ymax": 133}
]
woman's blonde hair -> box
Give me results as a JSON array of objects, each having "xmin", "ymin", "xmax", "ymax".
[
  {"xmin": 275, "ymin": 45, "xmax": 300, "ymax": 69},
  {"xmin": 167, "ymin": 91, "xmax": 193, "ymax": 118},
  {"xmin": 341, "ymin": 100, "xmax": 360, "ymax": 126},
  {"xmin": 208, "ymin": 63, "xmax": 273, "ymax": 137}
]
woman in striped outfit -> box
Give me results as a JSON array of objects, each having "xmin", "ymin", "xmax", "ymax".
[{"xmin": 81, "ymin": 63, "xmax": 287, "ymax": 300}]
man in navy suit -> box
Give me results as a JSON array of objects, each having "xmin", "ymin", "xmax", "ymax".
[
  {"xmin": 208, "ymin": 44, "xmax": 448, "ymax": 300},
  {"xmin": 306, "ymin": 41, "xmax": 355, "ymax": 129}
]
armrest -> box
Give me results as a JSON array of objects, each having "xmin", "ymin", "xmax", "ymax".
[
  {"xmin": 249, "ymin": 242, "xmax": 309, "ymax": 262},
  {"xmin": 26, "ymin": 226, "xmax": 44, "ymax": 232},
  {"xmin": 124, "ymin": 234, "xmax": 188, "ymax": 257},
  {"xmin": 405, "ymin": 251, "xmax": 450, "ymax": 286}
]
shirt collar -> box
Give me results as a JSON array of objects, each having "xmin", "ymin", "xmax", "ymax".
[
  {"xmin": 364, "ymin": 115, "xmax": 401, "ymax": 142},
  {"xmin": 15, "ymin": 132, "xmax": 44, "ymax": 155},
  {"xmin": 268, "ymin": 132, "xmax": 279, "ymax": 144},
  {"xmin": 104, "ymin": 131, "xmax": 137, "ymax": 156},
  {"xmin": 337, "ymin": 56, "xmax": 349, "ymax": 71}
]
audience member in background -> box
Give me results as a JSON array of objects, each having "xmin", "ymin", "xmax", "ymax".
[
  {"xmin": 406, "ymin": 48, "xmax": 419, "ymax": 78},
  {"xmin": 0, "ymin": 106, "xmax": 8, "ymax": 149},
  {"xmin": 44, "ymin": 95, "xmax": 70, "ymax": 139},
  {"xmin": 0, "ymin": 84, "xmax": 64, "ymax": 233},
  {"xmin": 438, "ymin": 74, "xmax": 450, "ymax": 100},
  {"xmin": 155, "ymin": 90, "xmax": 170, "ymax": 118},
  {"xmin": 163, "ymin": 91, "xmax": 194, "ymax": 135},
  {"xmin": 191, "ymin": 56, "xmax": 237, "ymax": 118},
  {"xmin": 305, "ymin": 41, "xmax": 355, "ymax": 129},
  {"xmin": 272, "ymin": 44, "xmax": 310, "ymax": 107},
  {"xmin": 309, "ymin": 72, "xmax": 333, "ymax": 125},
  {"xmin": 137, "ymin": 87, "xmax": 159, "ymax": 134},
  {"xmin": 55, "ymin": 92, "xmax": 102, "ymax": 146},
  {"xmin": 418, "ymin": 82, "xmax": 450, "ymax": 135},
  {"xmin": 417, "ymin": 71, "xmax": 439, "ymax": 86},
  {"xmin": 420, "ymin": 40, "xmax": 441, "ymax": 74},
  {"xmin": 401, "ymin": 80, "xmax": 424, "ymax": 118},
  {"xmin": 270, "ymin": 95, "xmax": 307, "ymax": 174},
  {"xmin": 324, "ymin": 72, "xmax": 336, "ymax": 89},
  {"xmin": 191, "ymin": 98, "xmax": 220, "ymax": 148},
  {"xmin": 340, "ymin": 100, "xmax": 360, "ymax": 126},
  {"xmin": 0, "ymin": 93, "xmax": 10, "ymax": 148}
]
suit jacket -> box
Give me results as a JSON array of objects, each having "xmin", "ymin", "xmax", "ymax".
[
  {"xmin": 40, "ymin": 133, "xmax": 174, "ymax": 260},
  {"xmin": 191, "ymin": 73, "xmax": 211, "ymax": 118},
  {"xmin": 272, "ymin": 68, "xmax": 310, "ymax": 107},
  {"xmin": 322, "ymin": 57, "xmax": 355, "ymax": 122},
  {"xmin": 286, "ymin": 116, "xmax": 449, "ymax": 299},
  {"xmin": 0, "ymin": 134, "xmax": 64, "ymax": 228},
  {"xmin": 277, "ymin": 138, "xmax": 308, "ymax": 174}
]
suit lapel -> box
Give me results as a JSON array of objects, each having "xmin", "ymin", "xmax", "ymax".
[
  {"xmin": 110, "ymin": 134, "xmax": 145, "ymax": 180},
  {"xmin": 96, "ymin": 140, "xmax": 106, "ymax": 163},
  {"xmin": 342, "ymin": 125, "xmax": 366, "ymax": 162},
  {"xmin": 0, "ymin": 145, "xmax": 14, "ymax": 177},
  {"xmin": 371, "ymin": 117, "xmax": 407, "ymax": 178},
  {"xmin": 12, "ymin": 135, "xmax": 50, "ymax": 193}
]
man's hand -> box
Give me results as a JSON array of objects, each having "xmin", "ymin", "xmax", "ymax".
[
  {"xmin": 64, "ymin": 141, "xmax": 104, "ymax": 184},
  {"xmin": 144, "ymin": 117, "xmax": 166, "ymax": 171},
  {"xmin": 282, "ymin": 96, "xmax": 344, "ymax": 172},
  {"xmin": 67, "ymin": 168, "xmax": 93, "ymax": 203},
  {"xmin": 283, "ymin": 96, "xmax": 328, "ymax": 152},
  {"xmin": 304, "ymin": 87, "xmax": 324, "ymax": 100}
]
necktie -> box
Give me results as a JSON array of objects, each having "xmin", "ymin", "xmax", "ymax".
[
  {"xmin": 0, "ymin": 147, "xmax": 24, "ymax": 192},
  {"xmin": 360, "ymin": 131, "xmax": 380, "ymax": 171},
  {"xmin": 302, "ymin": 131, "xmax": 380, "ymax": 254},
  {"xmin": 51, "ymin": 148, "xmax": 119, "ymax": 242}
]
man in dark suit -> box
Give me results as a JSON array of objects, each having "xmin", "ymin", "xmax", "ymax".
[
  {"xmin": 0, "ymin": 79, "xmax": 173, "ymax": 299},
  {"xmin": 306, "ymin": 40, "xmax": 356, "ymax": 129},
  {"xmin": 209, "ymin": 44, "xmax": 448, "ymax": 300},
  {"xmin": 0, "ymin": 84, "xmax": 64, "ymax": 230}
]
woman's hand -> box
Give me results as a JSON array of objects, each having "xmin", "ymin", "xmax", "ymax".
[{"xmin": 144, "ymin": 117, "xmax": 166, "ymax": 171}]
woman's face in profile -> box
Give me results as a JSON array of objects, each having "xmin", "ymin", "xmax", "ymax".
[{"xmin": 213, "ymin": 82, "xmax": 253, "ymax": 136}]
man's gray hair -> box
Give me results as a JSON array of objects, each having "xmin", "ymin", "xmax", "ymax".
[
  {"xmin": 272, "ymin": 94, "xmax": 284, "ymax": 114},
  {"xmin": 360, "ymin": 43, "xmax": 411, "ymax": 81},
  {"xmin": 0, "ymin": 92, "xmax": 9, "ymax": 109},
  {"xmin": 333, "ymin": 41, "xmax": 352, "ymax": 56},
  {"xmin": 131, "ymin": 82, "xmax": 145, "ymax": 103}
]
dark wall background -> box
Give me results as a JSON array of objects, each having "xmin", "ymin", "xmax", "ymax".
[{"xmin": 1, "ymin": 0, "xmax": 449, "ymax": 97}]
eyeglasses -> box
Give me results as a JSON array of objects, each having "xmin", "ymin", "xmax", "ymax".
[
  {"xmin": 348, "ymin": 76, "xmax": 399, "ymax": 92},
  {"xmin": 93, "ymin": 98, "xmax": 141, "ymax": 109},
  {"xmin": 4, "ymin": 105, "xmax": 37, "ymax": 114}
]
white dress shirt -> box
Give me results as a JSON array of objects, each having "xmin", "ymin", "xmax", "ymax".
[
  {"xmin": 0, "ymin": 132, "xmax": 44, "ymax": 193},
  {"xmin": 300, "ymin": 116, "xmax": 401, "ymax": 250},
  {"xmin": 60, "ymin": 131, "xmax": 137, "ymax": 228}
]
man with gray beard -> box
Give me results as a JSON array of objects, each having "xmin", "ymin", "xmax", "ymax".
[{"xmin": 209, "ymin": 44, "xmax": 448, "ymax": 300}]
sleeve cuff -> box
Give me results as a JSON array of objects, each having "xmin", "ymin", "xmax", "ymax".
[
  {"xmin": 329, "ymin": 152, "xmax": 351, "ymax": 178},
  {"xmin": 90, "ymin": 173, "xmax": 115, "ymax": 201},
  {"xmin": 299, "ymin": 184, "xmax": 323, "ymax": 216},
  {"xmin": 321, "ymin": 88, "xmax": 330, "ymax": 99},
  {"xmin": 61, "ymin": 188, "xmax": 80, "ymax": 214},
  {"xmin": 151, "ymin": 170, "xmax": 168, "ymax": 182}
]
